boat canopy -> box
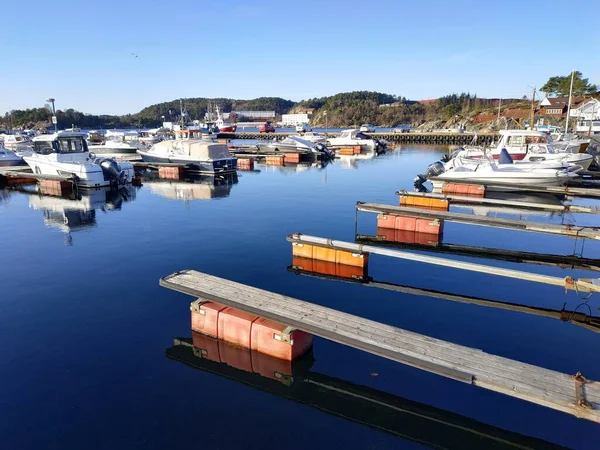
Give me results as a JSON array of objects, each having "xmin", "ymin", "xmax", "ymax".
[{"xmin": 153, "ymin": 139, "xmax": 232, "ymax": 160}]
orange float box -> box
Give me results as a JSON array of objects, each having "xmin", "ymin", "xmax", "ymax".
[
  {"xmin": 399, "ymin": 195, "xmax": 449, "ymax": 211},
  {"xmin": 283, "ymin": 153, "xmax": 301, "ymax": 164},
  {"xmin": 190, "ymin": 300, "xmax": 227, "ymax": 337},
  {"xmin": 377, "ymin": 214, "xmax": 443, "ymax": 235},
  {"xmin": 190, "ymin": 301, "xmax": 313, "ymax": 361},
  {"xmin": 217, "ymin": 308, "xmax": 260, "ymax": 348},
  {"xmin": 251, "ymin": 318, "xmax": 313, "ymax": 361},
  {"xmin": 442, "ymin": 183, "xmax": 485, "ymax": 197},
  {"xmin": 291, "ymin": 242, "xmax": 368, "ymax": 268}
]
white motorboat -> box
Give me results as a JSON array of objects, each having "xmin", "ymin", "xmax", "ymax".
[
  {"xmin": 258, "ymin": 136, "xmax": 334, "ymax": 158},
  {"xmin": 327, "ymin": 129, "xmax": 383, "ymax": 151},
  {"xmin": 137, "ymin": 139, "xmax": 237, "ymax": 174},
  {"xmin": 292, "ymin": 132, "xmax": 327, "ymax": 144},
  {"xmin": 430, "ymin": 156, "xmax": 581, "ymax": 191},
  {"xmin": 88, "ymin": 130, "xmax": 147, "ymax": 154},
  {"xmin": 450, "ymin": 130, "xmax": 593, "ymax": 170},
  {"xmin": 23, "ymin": 131, "xmax": 134, "ymax": 188},
  {"xmin": 1, "ymin": 133, "xmax": 32, "ymax": 152},
  {"xmin": 551, "ymin": 133, "xmax": 590, "ymax": 154},
  {"xmin": 0, "ymin": 142, "xmax": 26, "ymax": 166}
]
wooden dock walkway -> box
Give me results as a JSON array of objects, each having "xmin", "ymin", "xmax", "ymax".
[
  {"xmin": 160, "ymin": 270, "xmax": 600, "ymax": 423},
  {"xmin": 287, "ymin": 266, "xmax": 600, "ymax": 334},
  {"xmin": 356, "ymin": 201, "xmax": 600, "ymax": 240}
]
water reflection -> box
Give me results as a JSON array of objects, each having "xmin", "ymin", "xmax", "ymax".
[
  {"xmin": 259, "ymin": 160, "xmax": 331, "ymax": 174},
  {"xmin": 167, "ymin": 334, "xmax": 564, "ymax": 450},
  {"xmin": 28, "ymin": 186, "xmax": 136, "ymax": 244},
  {"xmin": 142, "ymin": 172, "xmax": 238, "ymax": 201},
  {"xmin": 337, "ymin": 149, "xmax": 377, "ymax": 170}
]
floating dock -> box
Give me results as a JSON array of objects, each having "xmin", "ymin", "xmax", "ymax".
[
  {"xmin": 287, "ymin": 233, "xmax": 600, "ymax": 293},
  {"xmin": 161, "ymin": 270, "xmax": 600, "ymax": 422},
  {"xmin": 356, "ymin": 201, "xmax": 600, "ymax": 240}
]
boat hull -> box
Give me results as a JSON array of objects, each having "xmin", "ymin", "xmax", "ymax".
[
  {"xmin": 88, "ymin": 145, "xmax": 139, "ymax": 155},
  {"xmin": 138, "ymin": 153, "xmax": 237, "ymax": 174},
  {"xmin": 218, "ymin": 125, "xmax": 237, "ymax": 133}
]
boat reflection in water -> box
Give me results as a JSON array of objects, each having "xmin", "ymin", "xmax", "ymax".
[
  {"xmin": 28, "ymin": 186, "xmax": 137, "ymax": 245},
  {"xmin": 260, "ymin": 160, "xmax": 330, "ymax": 174},
  {"xmin": 337, "ymin": 149, "xmax": 377, "ymax": 170},
  {"xmin": 166, "ymin": 333, "xmax": 564, "ymax": 450},
  {"xmin": 142, "ymin": 172, "xmax": 238, "ymax": 201}
]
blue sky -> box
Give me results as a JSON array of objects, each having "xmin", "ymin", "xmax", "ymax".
[{"xmin": 1, "ymin": 0, "xmax": 598, "ymax": 115}]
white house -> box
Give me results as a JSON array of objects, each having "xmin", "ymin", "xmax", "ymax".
[
  {"xmin": 569, "ymin": 98, "xmax": 600, "ymax": 120},
  {"xmin": 281, "ymin": 113, "xmax": 312, "ymax": 126}
]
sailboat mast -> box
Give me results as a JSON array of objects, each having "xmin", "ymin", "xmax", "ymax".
[{"xmin": 565, "ymin": 70, "xmax": 575, "ymax": 133}]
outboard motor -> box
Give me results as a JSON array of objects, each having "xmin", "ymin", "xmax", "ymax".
[
  {"xmin": 95, "ymin": 158, "xmax": 127, "ymax": 185},
  {"xmin": 498, "ymin": 148, "xmax": 513, "ymax": 164},
  {"xmin": 414, "ymin": 160, "xmax": 445, "ymax": 184}
]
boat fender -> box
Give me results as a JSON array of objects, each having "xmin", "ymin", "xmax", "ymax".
[{"xmin": 498, "ymin": 148, "xmax": 513, "ymax": 164}]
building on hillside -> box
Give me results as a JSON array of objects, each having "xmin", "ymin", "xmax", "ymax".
[
  {"xmin": 417, "ymin": 99, "xmax": 437, "ymax": 105},
  {"xmin": 232, "ymin": 111, "xmax": 276, "ymax": 120},
  {"xmin": 281, "ymin": 113, "xmax": 312, "ymax": 126},
  {"xmin": 538, "ymin": 97, "xmax": 586, "ymax": 117},
  {"xmin": 474, "ymin": 109, "xmax": 531, "ymax": 125},
  {"xmin": 569, "ymin": 98, "xmax": 600, "ymax": 120}
]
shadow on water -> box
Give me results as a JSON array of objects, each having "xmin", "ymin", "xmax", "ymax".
[{"xmin": 166, "ymin": 334, "xmax": 566, "ymax": 450}]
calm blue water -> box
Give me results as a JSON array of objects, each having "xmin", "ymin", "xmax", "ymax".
[{"xmin": 1, "ymin": 145, "xmax": 599, "ymax": 449}]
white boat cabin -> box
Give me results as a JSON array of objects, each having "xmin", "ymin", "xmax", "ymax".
[{"xmin": 32, "ymin": 131, "xmax": 90, "ymax": 155}]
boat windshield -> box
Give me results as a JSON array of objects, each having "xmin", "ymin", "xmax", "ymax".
[
  {"xmin": 57, "ymin": 137, "xmax": 87, "ymax": 154},
  {"xmin": 356, "ymin": 132, "xmax": 370, "ymax": 140}
]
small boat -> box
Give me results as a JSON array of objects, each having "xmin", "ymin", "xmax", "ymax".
[
  {"xmin": 293, "ymin": 132, "xmax": 327, "ymax": 144},
  {"xmin": 429, "ymin": 155, "xmax": 581, "ymax": 191},
  {"xmin": 1, "ymin": 133, "xmax": 32, "ymax": 152},
  {"xmin": 215, "ymin": 105, "xmax": 236, "ymax": 133},
  {"xmin": 23, "ymin": 131, "xmax": 134, "ymax": 188},
  {"xmin": 137, "ymin": 139, "xmax": 237, "ymax": 174},
  {"xmin": 327, "ymin": 129, "xmax": 384, "ymax": 151},
  {"xmin": 452, "ymin": 130, "xmax": 593, "ymax": 169},
  {"xmin": 88, "ymin": 130, "xmax": 147, "ymax": 154},
  {"xmin": 0, "ymin": 142, "xmax": 26, "ymax": 167},
  {"xmin": 258, "ymin": 136, "xmax": 334, "ymax": 158}
]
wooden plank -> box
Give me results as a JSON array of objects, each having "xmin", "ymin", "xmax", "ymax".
[
  {"xmin": 287, "ymin": 265, "xmax": 600, "ymax": 334},
  {"xmin": 160, "ymin": 270, "xmax": 600, "ymax": 423},
  {"xmin": 396, "ymin": 190, "xmax": 600, "ymax": 214},
  {"xmin": 357, "ymin": 201, "xmax": 600, "ymax": 240}
]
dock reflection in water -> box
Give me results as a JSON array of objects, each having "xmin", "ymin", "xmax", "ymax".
[
  {"xmin": 27, "ymin": 186, "xmax": 137, "ymax": 244},
  {"xmin": 166, "ymin": 334, "xmax": 565, "ymax": 450},
  {"xmin": 142, "ymin": 172, "xmax": 238, "ymax": 201}
]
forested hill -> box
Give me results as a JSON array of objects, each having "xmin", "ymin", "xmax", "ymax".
[{"xmin": 2, "ymin": 91, "xmax": 525, "ymax": 130}]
